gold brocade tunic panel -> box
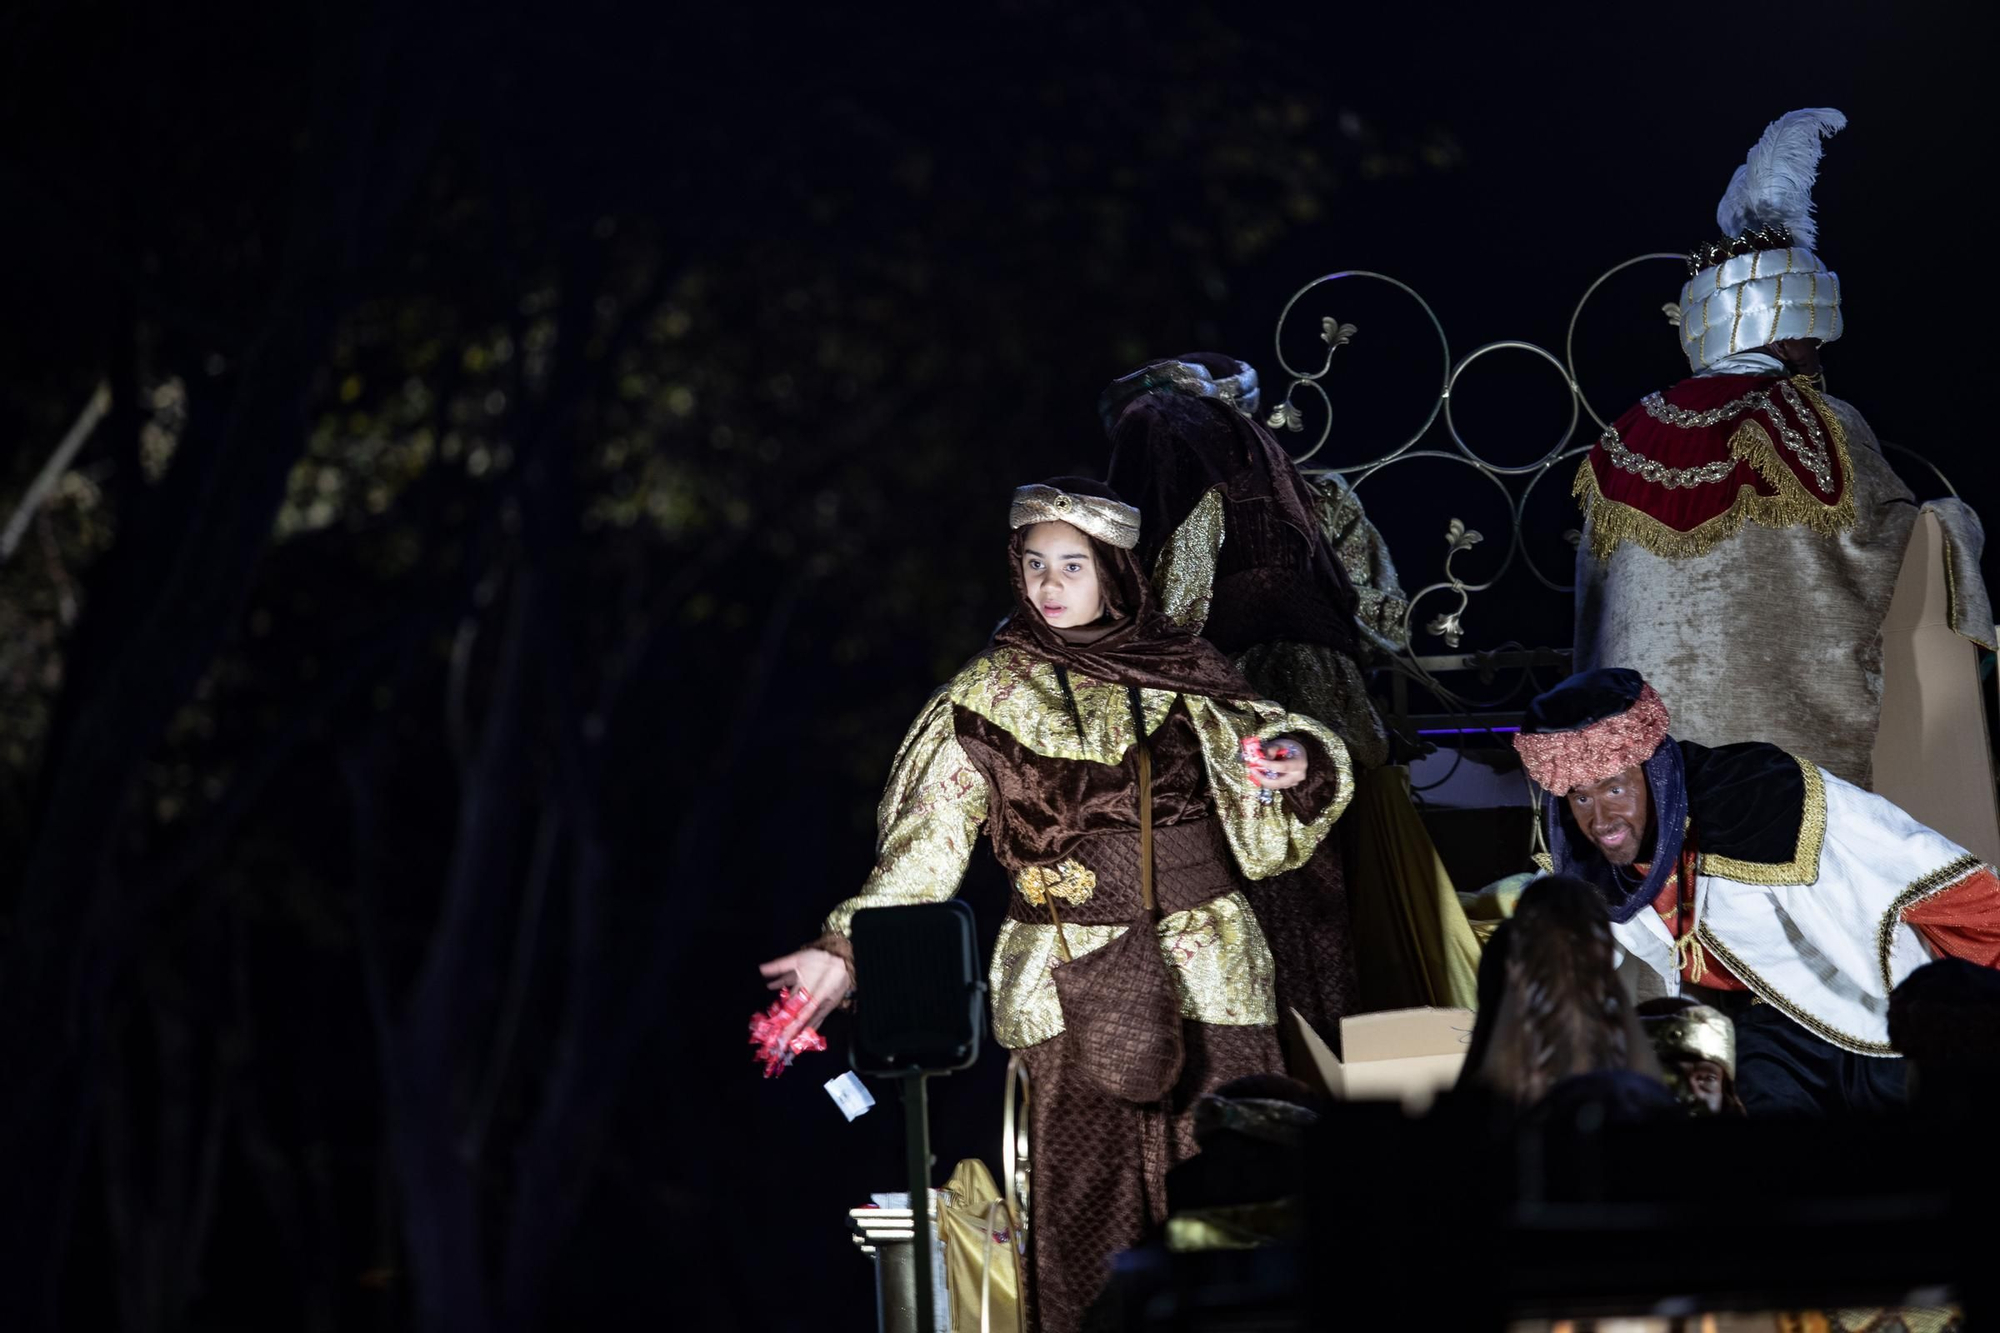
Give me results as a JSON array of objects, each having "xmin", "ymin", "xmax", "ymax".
[{"xmin": 822, "ymin": 648, "xmax": 1353, "ymax": 1049}]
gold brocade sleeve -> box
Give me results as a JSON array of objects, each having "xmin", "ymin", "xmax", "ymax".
[
  {"xmin": 822, "ymin": 691, "xmax": 990, "ymax": 941},
  {"xmin": 1183, "ymin": 695, "xmax": 1353, "ymax": 881},
  {"xmin": 1313, "ymin": 475, "xmax": 1409, "ymax": 656},
  {"xmin": 1152, "ymin": 485, "xmax": 1227, "ymax": 631}
]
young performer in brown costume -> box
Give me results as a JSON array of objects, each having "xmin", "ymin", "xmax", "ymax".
[{"xmin": 758, "ymin": 477, "xmax": 1352, "ymax": 1332}]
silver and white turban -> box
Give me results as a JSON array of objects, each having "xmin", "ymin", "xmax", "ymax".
[
  {"xmin": 1677, "ymin": 108, "xmax": 1847, "ymax": 373},
  {"xmin": 1678, "ymin": 246, "xmax": 1841, "ymax": 373}
]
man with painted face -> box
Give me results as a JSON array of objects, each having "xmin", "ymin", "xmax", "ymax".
[{"xmin": 1515, "ymin": 668, "xmax": 2000, "ymax": 1115}]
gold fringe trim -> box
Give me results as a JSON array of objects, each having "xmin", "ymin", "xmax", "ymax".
[
  {"xmin": 1576, "ymin": 378, "xmax": 1857, "ymax": 561},
  {"xmin": 1878, "ymin": 853, "xmax": 1988, "ymax": 994},
  {"xmin": 1700, "ymin": 755, "xmax": 1826, "ymax": 886}
]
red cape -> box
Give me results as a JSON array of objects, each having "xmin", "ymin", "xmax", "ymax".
[{"xmin": 1575, "ymin": 374, "xmax": 1853, "ymax": 560}]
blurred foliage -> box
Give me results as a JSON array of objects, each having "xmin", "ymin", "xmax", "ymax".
[
  {"xmin": 0, "ymin": 5, "xmax": 1459, "ymax": 1328},
  {"xmin": 3, "ymin": 6, "xmax": 1463, "ymax": 856}
]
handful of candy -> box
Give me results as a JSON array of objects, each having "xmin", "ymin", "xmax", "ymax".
[
  {"xmin": 1224, "ymin": 732, "xmax": 1288, "ymax": 804},
  {"xmin": 1239, "ymin": 736, "xmax": 1277, "ymax": 805},
  {"xmin": 749, "ymin": 987, "xmax": 828, "ymax": 1079}
]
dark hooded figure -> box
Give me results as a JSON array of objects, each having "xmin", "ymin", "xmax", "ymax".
[
  {"xmin": 759, "ymin": 476, "xmax": 1355, "ymax": 1333},
  {"xmin": 1100, "ymin": 353, "xmax": 1390, "ymax": 759},
  {"xmin": 1099, "ymin": 353, "xmax": 1469, "ymax": 1026},
  {"xmin": 1455, "ymin": 875, "xmax": 1668, "ymax": 1116}
]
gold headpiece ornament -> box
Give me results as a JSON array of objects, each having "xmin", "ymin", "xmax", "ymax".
[
  {"xmin": 1008, "ymin": 485, "xmax": 1141, "ymax": 550},
  {"xmin": 1643, "ymin": 1004, "xmax": 1736, "ymax": 1079}
]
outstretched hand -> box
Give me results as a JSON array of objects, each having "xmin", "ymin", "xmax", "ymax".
[{"xmin": 757, "ymin": 947, "xmax": 851, "ymax": 1041}]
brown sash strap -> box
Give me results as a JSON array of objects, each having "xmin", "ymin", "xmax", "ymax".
[
  {"xmin": 1128, "ymin": 685, "xmax": 1157, "ymax": 917},
  {"xmin": 1047, "ymin": 895, "xmax": 1074, "ymax": 963}
]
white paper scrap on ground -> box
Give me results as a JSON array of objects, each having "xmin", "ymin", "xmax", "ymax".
[{"xmin": 825, "ymin": 1070, "xmax": 876, "ymax": 1121}]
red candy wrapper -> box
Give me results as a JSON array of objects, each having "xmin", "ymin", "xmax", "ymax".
[
  {"xmin": 749, "ymin": 986, "xmax": 828, "ymax": 1078},
  {"xmin": 1240, "ymin": 736, "xmax": 1276, "ymax": 803}
]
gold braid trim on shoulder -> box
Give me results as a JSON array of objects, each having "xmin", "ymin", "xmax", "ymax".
[
  {"xmin": 1725, "ymin": 418, "xmax": 1856, "ymax": 538},
  {"xmin": 949, "ymin": 648, "xmax": 1175, "ymax": 765},
  {"xmin": 1700, "ymin": 755, "xmax": 1826, "ymax": 886},
  {"xmin": 1693, "ymin": 924, "xmax": 1896, "ymax": 1056},
  {"xmin": 1575, "ymin": 383, "xmax": 1858, "ymax": 562},
  {"xmin": 1152, "ymin": 485, "xmax": 1226, "ymax": 632},
  {"xmin": 1878, "ymin": 853, "xmax": 1988, "ymax": 994}
]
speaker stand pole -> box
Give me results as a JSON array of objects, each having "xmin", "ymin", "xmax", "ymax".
[{"xmin": 901, "ymin": 1070, "xmax": 935, "ymax": 1333}]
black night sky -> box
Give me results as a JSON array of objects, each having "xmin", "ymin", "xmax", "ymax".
[{"xmin": 1, "ymin": 3, "xmax": 1993, "ymax": 1329}]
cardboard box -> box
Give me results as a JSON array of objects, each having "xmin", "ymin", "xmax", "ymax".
[{"xmin": 1284, "ymin": 1005, "xmax": 1476, "ymax": 1114}]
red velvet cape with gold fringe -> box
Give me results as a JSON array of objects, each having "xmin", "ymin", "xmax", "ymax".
[{"xmin": 1574, "ymin": 373, "xmax": 1853, "ymax": 560}]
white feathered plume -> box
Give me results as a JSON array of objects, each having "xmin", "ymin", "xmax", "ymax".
[{"xmin": 1715, "ymin": 108, "xmax": 1846, "ymax": 250}]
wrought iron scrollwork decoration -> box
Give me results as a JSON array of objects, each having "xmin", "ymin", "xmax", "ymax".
[
  {"xmin": 1270, "ymin": 258, "xmax": 1712, "ymax": 654},
  {"xmin": 1270, "ymin": 271, "xmax": 1450, "ymax": 469},
  {"xmin": 1272, "ymin": 252, "xmax": 1968, "ymax": 731},
  {"xmin": 1424, "ymin": 518, "xmax": 1483, "ymax": 648},
  {"xmin": 1266, "ymin": 315, "xmax": 1359, "ymax": 436},
  {"xmin": 1563, "ymin": 253, "xmax": 1685, "ymax": 431},
  {"xmin": 1265, "ymin": 256, "xmax": 1702, "ymax": 722}
]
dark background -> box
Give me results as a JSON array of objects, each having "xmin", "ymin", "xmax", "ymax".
[{"xmin": 1, "ymin": 4, "xmax": 1992, "ymax": 1330}]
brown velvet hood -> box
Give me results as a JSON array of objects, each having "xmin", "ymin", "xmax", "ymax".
[{"xmin": 1102, "ymin": 353, "xmax": 1361, "ymax": 655}]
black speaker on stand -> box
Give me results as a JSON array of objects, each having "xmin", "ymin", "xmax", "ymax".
[{"xmin": 849, "ymin": 901, "xmax": 986, "ymax": 1333}]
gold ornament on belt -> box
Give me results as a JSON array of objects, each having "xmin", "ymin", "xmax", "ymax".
[
  {"xmin": 1014, "ymin": 859, "xmax": 1096, "ymax": 907},
  {"xmin": 1008, "ymin": 485, "xmax": 1141, "ymax": 550}
]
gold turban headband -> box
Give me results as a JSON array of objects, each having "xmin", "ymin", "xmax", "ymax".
[
  {"xmin": 1643, "ymin": 1004, "xmax": 1736, "ymax": 1079},
  {"xmin": 1008, "ymin": 485, "xmax": 1141, "ymax": 550}
]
